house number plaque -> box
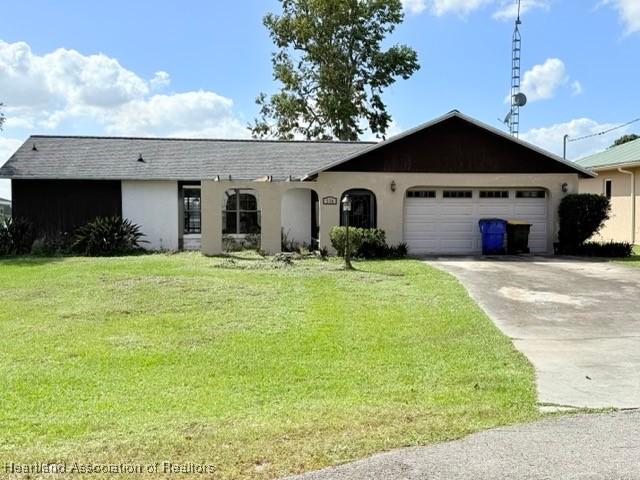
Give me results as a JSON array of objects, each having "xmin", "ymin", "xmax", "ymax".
[{"xmin": 322, "ymin": 196, "xmax": 338, "ymax": 205}]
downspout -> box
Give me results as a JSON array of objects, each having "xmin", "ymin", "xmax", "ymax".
[{"xmin": 617, "ymin": 167, "xmax": 636, "ymax": 244}]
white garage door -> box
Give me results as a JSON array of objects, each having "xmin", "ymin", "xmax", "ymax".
[{"xmin": 404, "ymin": 188, "xmax": 548, "ymax": 255}]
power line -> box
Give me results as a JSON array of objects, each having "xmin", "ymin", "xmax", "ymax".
[{"xmin": 567, "ymin": 117, "xmax": 640, "ymax": 143}]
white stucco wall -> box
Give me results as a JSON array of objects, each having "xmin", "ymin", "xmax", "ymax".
[
  {"xmin": 122, "ymin": 180, "xmax": 179, "ymax": 250},
  {"xmin": 202, "ymin": 172, "xmax": 580, "ymax": 255},
  {"xmin": 281, "ymin": 189, "xmax": 312, "ymax": 246}
]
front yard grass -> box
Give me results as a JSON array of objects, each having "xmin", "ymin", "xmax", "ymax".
[
  {"xmin": 0, "ymin": 253, "xmax": 538, "ymax": 479},
  {"xmin": 616, "ymin": 245, "xmax": 640, "ymax": 265}
]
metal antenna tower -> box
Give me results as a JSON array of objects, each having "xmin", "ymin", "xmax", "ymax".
[{"xmin": 509, "ymin": 0, "xmax": 523, "ymax": 137}]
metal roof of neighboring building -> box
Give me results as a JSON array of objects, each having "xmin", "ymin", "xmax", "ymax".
[
  {"xmin": 0, "ymin": 136, "xmax": 374, "ymax": 181},
  {"xmin": 575, "ymin": 137, "xmax": 640, "ymax": 170}
]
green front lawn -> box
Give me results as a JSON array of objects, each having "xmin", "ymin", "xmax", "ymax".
[
  {"xmin": 616, "ymin": 245, "xmax": 640, "ymax": 265},
  {"xmin": 0, "ymin": 253, "xmax": 538, "ymax": 479}
]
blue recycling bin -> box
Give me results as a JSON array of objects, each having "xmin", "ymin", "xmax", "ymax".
[{"xmin": 479, "ymin": 219, "xmax": 506, "ymax": 255}]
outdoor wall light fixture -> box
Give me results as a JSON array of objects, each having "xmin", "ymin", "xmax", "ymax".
[
  {"xmin": 390, "ymin": 180, "xmax": 397, "ymax": 192},
  {"xmin": 561, "ymin": 182, "xmax": 568, "ymax": 193},
  {"xmin": 341, "ymin": 194, "xmax": 353, "ymax": 270}
]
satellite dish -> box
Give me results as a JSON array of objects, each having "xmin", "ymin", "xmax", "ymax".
[{"xmin": 513, "ymin": 93, "xmax": 528, "ymax": 107}]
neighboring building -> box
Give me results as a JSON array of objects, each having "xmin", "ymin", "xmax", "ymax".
[
  {"xmin": 0, "ymin": 111, "xmax": 592, "ymax": 255},
  {"xmin": 577, "ymin": 138, "xmax": 640, "ymax": 245},
  {"xmin": 0, "ymin": 197, "xmax": 10, "ymax": 222}
]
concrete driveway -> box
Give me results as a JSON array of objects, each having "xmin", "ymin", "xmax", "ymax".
[{"xmin": 429, "ymin": 257, "xmax": 640, "ymax": 409}]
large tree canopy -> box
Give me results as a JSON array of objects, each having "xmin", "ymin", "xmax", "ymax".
[
  {"xmin": 611, "ymin": 134, "xmax": 639, "ymax": 147},
  {"xmin": 251, "ymin": 0, "xmax": 419, "ymax": 141}
]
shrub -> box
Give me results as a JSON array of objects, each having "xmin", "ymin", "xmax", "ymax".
[
  {"xmin": 558, "ymin": 194, "xmax": 611, "ymax": 251},
  {"xmin": 223, "ymin": 233, "xmax": 260, "ymax": 252},
  {"xmin": 329, "ymin": 226, "xmax": 364, "ymax": 257},
  {"xmin": 358, "ymin": 228, "xmax": 388, "ymax": 259},
  {"xmin": 386, "ymin": 242, "xmax": 408, "ymax": 259},
  {"xmin": 31, "ymin": 232, "xmax": 72, "ymax": 256},
  {"xmin": 281, "ymin": 228, "xmax": 297, "ymax": 252},
  {"xmin": 0, "ymin": 217, "xmax": 35, "ymax": 256},
  {"xmin": 572, "ymin": 241, "xmax": 633, "ymax": 258},
  {"xmin": 330, "ymin": 227, "xmax": 408, "ymax": 259},
  {"xmin": 72, "ymin": 216, "xmax": 146, "ymax": 256}
]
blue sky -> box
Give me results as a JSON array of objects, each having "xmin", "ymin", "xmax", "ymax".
[{"xmin": 1, "ymin": 0, "xmax": 639, "ymax": 199}]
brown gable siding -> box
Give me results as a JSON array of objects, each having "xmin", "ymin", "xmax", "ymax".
[
  {"xmin": 327, "ymin": 116, "xmax": 577, "ymax": 174},
  {"xmin": 12, "ymin": 179, "xmax": 122, "ymax": 237}
]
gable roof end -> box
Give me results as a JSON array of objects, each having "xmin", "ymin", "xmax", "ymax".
[{"xmin": 302, "ymin": 110, "xmax": 594, "ymax": 179}]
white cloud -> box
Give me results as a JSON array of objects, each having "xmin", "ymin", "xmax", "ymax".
[
  {"xmin": 493, "ymin": 0, "xmax": 550, "ymax": 20},
  {"xmin": 0, "ymin": 39, "xmax": 247, "ymax": 138},
  {"xmin": 402, "ymin": 0, "xmax": 493, "ymax": 16},
  {"xmin": 520, "ymin": 58, "xmax": 568, "ymax": 102},
  {"xmin": 505, "ymin": 58, "xmax": 581, "ymax": 104},
  {"xmin": 107, "ymin": 91, "xmax": 248, "ymax": 139},
  {"xmin": 402, "ymin": 0, "xmax": 550, "ymax": 17},
  {"xmin": 150, "ymin": 71, "xmax": 170, "ymax": 90},
  {"xmin": 402, "ymin": 0, "xmax": 427, "ymax": 14},
  {"xmin": 602, "ymin": 0, "xmax": 640, "ymax": 35},
  {"xmin": 571, "ymin": 80, "xmax": 583, "ymax": 96},
  {"xmin": 0, "ymin": 40, "xmax": 148, "ymax": 109},
  {"xmin": 522, "ymin": 118, "xmax": 628, "ymax": 160},
  {"xmin": 0, "ymin": 137, "xmax": 24, "ymax": 199}
]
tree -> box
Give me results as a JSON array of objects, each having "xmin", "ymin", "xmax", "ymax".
[
  {"xmin": 558, "ymin": 194, "xmax": 611, "ymax": 252},
  {"xmin": 251, "ymin": 0, "xmax": 419, "ymax": 141},
  {"xmin": 611, "ymin": 134, "xmax": 639, "ymax": 147}
]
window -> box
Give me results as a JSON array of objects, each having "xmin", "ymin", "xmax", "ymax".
[
  {"xmin": 516, "ymin": 190, "xmax": 546, "ymax": 199},
  {"xmin": 443, "ymin": 190, "xmax": 472, "ymax": 199},
  {"xmin": 183, "ymin": 188, "xmax": 201, "ymax": 234},
  {"xmin": 407, "ymin": 190, "xmax": 436, "ymax": 198},
  {"xmin": 604, "ymin": 179, "xmax": 612, "ymax": 199},
  {"xmin": 223, "ymin": 189, "xmax": 261, "ymax": 234},
  {"xmin": 340, "ymin": 189, "xmax": 376, "ymax": 228},
  {"xmin": 480, "ymin": 190, "xmax": 509, "ymax": 199}
]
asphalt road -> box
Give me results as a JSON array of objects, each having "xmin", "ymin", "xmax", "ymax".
[{"xmin": 285, "ymin": 412, "xmax": 640, "ymax": 480}]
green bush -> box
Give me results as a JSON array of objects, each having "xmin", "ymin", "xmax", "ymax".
[
  {"xmin": 558, "ymin": 194, "xmax": 611, "ymax": 251},
  {"xmin": 330, "ymin": 227, "xmax": 407, "ymax": 259},
  {"xmin": 386, "ymin": 242, "xmax": 408, "ymax": 259},
  {"xmin": 329, "ymin": 226, "xmax": 364, "ymax": 258},
  {"xmin": 31, "ymin": 232, "xmax": 72, "ymax": 256},
  {"xmin": 571, "ymin": 241, "xmax": 633, "ymax": 258},
  {"xmin": 358, "ymin": 228, "xmax": 388, "ymax": 258},
  {"xmin": 72, "ymin": 216, "xmax": 146, "ymax": 256},
  {"xmin": 0, "ymin": 217, "xmax": 35, "ymax": 256}
]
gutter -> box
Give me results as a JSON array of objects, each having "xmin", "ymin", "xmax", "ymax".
[
  {"xmin": 591, "ymin": 160, "xmax": 640, "ymax": 172},
  {"xmin": 617, "ymin": 167, "xmax": 636, "ymax": 244}
]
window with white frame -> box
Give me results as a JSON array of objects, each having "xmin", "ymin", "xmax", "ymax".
[{"xmin": 223, "ymin": 189, "xmax": 261, "ymax": 235}]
